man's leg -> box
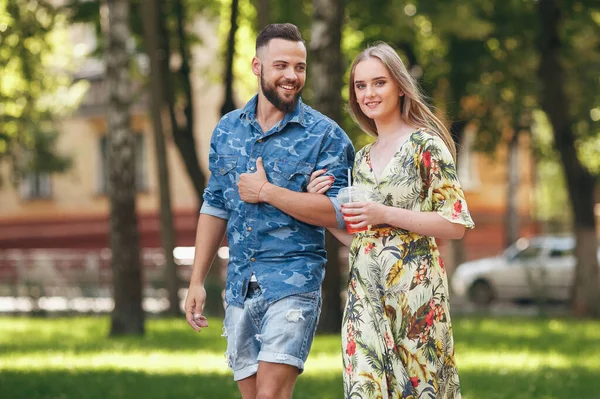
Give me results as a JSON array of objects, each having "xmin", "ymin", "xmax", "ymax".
[
  {"xmin": 223, "ymin": 293, "xmax": 262, "ymax": 398},
  {"xmin": 254, "ymin": 290, "xmax": 322, "ymax": 399},
  {"xmin": 255, "ymin": 362, "xmax": 299, "ymax": 399},
  {"xmin": 237, "ymin": 375, "xmax": 257, "ymax": 399}
]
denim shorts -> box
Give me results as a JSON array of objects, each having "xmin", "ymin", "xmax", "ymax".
[{"xmin": 223, "ymin": 283, "xmax": 322, "ymax": 381}]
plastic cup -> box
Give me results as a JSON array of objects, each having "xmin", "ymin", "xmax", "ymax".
[{"xmin": 337, "ymin": 186, "xmax": 371, "ymax": 234}]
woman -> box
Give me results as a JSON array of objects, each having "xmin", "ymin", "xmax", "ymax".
[{"xmin": 308, "ymin": 42, "xmax": 474, "ymax": 398}]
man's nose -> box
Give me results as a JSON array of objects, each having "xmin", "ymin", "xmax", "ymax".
[{"xmin": 283, "ymin": 68, "xmax": 298, "ymax": 81}]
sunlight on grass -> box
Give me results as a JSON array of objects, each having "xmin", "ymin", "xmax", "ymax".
[
  {"xmin": 0, "ymin": 352, "xmax": 231, "ymax": 374},
  {"xmin": 458, "ymin": 350, "xmax": 599, "ymax": 371},
  {"xmin": 1, "ymin": 316, "xmax": 600, "ymax": 399},
  {"xmin": 304, "ymin": 353, "xmax": 343, "ymax": 375}
]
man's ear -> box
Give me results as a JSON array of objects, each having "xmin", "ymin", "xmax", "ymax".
[{"xmin": 252, "ymin": 57, "xmax": 261, "ymax": 77}]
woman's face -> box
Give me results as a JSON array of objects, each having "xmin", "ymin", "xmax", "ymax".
[{"xmin": 353, "ymin": 57, "xmax": 402, "ymax": 122}]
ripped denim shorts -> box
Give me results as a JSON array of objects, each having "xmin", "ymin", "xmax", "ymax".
[{"xmin": 222, "ymin": 283, "xmax": 322, "ymax": 381}]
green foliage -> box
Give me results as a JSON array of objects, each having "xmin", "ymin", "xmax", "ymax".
[
  {"xmin": 0, "ymin": 0, "xmax": 80, "ymax": 184},
  {"xmin": 562, "ymin": 4, "xmax": 600, "ymax": 173},
  {"xmin": 0, "ymin": 316, "xmax": 599, "ymax": 398},
  {"xmin": 218, "ymin": 0, "xmax": 258, "ymax": 102}
]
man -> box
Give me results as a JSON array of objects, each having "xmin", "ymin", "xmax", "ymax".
[{"xmin": 184, "ymin": 23, "xmax": 354, "ymax": 399}]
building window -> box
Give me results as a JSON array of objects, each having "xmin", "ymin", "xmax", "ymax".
[
  {"xmin": 98, "ymin": 134, "xmax": 147, "ymax": 194},
  {"xmin": 20, "ymin": 172, "xmax": 52, "ymax": 200},
  {"xmin": 457, "ymin": 127, "xmax": 481, "ymax": 191}
]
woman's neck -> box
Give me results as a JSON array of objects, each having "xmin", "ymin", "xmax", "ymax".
[{"xmin": 374, "ymin": 114, "xmax": 417, "ymax": 145}]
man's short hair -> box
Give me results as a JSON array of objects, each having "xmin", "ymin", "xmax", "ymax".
[{"xmin": 256, "ymin": 23, "xmax": 305, "ymax": 52}]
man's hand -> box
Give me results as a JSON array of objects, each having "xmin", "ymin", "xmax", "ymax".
[
  {"xmin": 184, "ymin": 284, "xmax": 209, "ymax": 332},
  {"xmin": 238, "ymin": 157, "xmax": 269, "ymax": 203}
]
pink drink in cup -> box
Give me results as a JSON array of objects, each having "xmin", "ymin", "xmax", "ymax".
[{"xmin": 337, "ymin": 186, "xmax": 371, "ymax": 234}]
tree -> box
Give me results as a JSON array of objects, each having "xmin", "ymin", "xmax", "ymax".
[
  {"xmin": 456, "ymin": 0, "xmax": 538, "ymax": 247},
  {"xmin": 0, "ymin": 1, "xmax": 73, "ymax": 186},
  {"xmin": 103, "ymin": 0, "xmax": 145, "ymax": 335},
  {"xmin": 65, "ymin": 0, "xmax": 208, "ymax": 210},
  {"xmin": 310, "ymin": 0, "xmax": 345, "ymax": 333},
  {"xmin": 255, "ymin": 0, "xmax": 270, "ymax": 30},
  {"xmin": 163, "ymin": 0, "xmax": 207, "ymax": 210},
  {"xmin": 141, "ymin": 0, "xmax": 180, "ymax": 316},
  {"xmin": 221, "ymin": 0, "xmax": 240, "ymax": 116},
  {"xmin": 537, "ymin": 0, "xmax": 599, "ymax": 317}
]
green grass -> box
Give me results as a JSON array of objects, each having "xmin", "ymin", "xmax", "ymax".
[{"xmin": 0, "ymin": 316, "xmax": 599, "ymax": 399}]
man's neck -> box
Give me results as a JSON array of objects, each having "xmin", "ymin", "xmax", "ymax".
[{"xmin": 255, "ymin": 95, "xmax": 286, "ymax": 133}]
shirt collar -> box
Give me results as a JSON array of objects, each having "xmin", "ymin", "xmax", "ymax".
[{"xmin": 240, "ymin": 94, "xmax": 307, "ymax": 128}]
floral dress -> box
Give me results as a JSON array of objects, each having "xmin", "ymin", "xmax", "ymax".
[{"xmin": 342, "ymin": 130, "xmax": 474, "ymax": 399}]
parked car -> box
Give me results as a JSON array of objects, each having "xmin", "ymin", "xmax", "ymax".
[{"xmin": 451, "ymin": 235, "xmax": 600, "ymax": 305}]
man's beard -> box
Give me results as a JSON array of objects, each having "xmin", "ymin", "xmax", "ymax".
[{"xmin": 260, "ymin": 69, "xmax": 303, "ymax": 113}]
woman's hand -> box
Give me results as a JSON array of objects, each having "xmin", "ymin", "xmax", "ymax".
[
  {"xmin": 341, "ymin": 201, "xmax": 389, "ymax": 230},
  {"xmin": 307, "ymin": 169, "xmax": 334, "ymax": 194}
]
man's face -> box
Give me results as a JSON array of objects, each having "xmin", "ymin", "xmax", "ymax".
[{"xmin": 254, "ymin": 38, "xmax": 307, "ymax": 113}]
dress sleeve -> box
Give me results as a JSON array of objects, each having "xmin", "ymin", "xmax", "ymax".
[{"xmin": 419, "ymin": 135, "xmax": 474, "ymax": 229}]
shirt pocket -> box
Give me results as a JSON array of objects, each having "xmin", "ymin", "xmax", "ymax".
[
  {"xmin": 215, "ymin": 155, "xmax": 237, "ymax": 175},
  {"xmin": 271, "ymin": 158, "xmax": 313, "ymax": 191},
  {"xmin": 212, "ymin": 155, "xmax": 238, "ymax": 204}
]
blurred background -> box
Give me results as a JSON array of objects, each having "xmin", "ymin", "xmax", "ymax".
[{"xmin": 0, "ymin": 0, "xmax": 599, "ymax": 398}]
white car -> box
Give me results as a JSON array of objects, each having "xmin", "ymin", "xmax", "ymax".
[{"xmin": 451, "ymin": 236, "xmax": 600, "ymax": 305}]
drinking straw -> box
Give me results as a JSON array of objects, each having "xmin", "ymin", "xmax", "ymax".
[
  {"xmin": 347, "ymin": 168, "xmax": 352, "ymax": 187},
  {"xmin": 347, "ymin": 168, "xmax": 352, "ymax": 202}
]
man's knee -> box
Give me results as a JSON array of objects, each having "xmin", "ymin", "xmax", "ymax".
[
  {"xmin": 255, "ymin": 392, "xmax": 277, "ymax": 399},
  {"xmin": 255, "ymin": 362, "xmax": 298, "ymax": 399},
  {"xmin": 255, "ymin": 385, "xmax": 295, "ymax": 399}
]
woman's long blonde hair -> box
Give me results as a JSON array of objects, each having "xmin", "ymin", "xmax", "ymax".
[{"xmin": 348, "ymin": 42, "xmax": 456, "ymax": 161}]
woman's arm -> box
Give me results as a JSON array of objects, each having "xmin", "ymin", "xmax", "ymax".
[
  {"xmin": 327, "ymin": 227, "xmax": 355, "ymax": 247},
  {"xmin": 341, "ymin": 202, "xmax": 465, "ymax": 239},
  {"xmin": 307, "ymin": 169, "xmax": 354, "ymax": 247}
]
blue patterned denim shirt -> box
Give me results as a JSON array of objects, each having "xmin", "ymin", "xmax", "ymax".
[{"xmin": 201, "ymin": 95, "xmax": 355, "ymax": 308}]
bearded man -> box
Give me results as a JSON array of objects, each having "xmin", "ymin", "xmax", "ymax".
[{"xmin": 184, "ymin": 23, "xmax": 355, "ymax": 399}]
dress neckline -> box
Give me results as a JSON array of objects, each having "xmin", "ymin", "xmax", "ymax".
[{"xmin": 366, "ymin": 128, "xmax": 421, "ymax": 187}]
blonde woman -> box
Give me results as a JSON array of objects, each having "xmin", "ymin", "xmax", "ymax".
[{"xmin": 308, "ymin": 42, "xmax": 474, "ymax": 398}]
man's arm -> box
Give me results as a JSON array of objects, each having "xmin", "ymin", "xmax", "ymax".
[
  {"xmin": 261, "ymin": 182, "xmax": 338, "ymax": 227},
  {"xmin": 238, "ymin": 157, "xmax": 339, "ymax": 228},
  {"xmin": 184, "ymin": 213, "xmax": 227, "ymax": 332}
]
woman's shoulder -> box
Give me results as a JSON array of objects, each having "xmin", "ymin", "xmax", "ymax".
[
  {"xmin": 355, "ymin": 142, "xmax": 374, "ymax": 158},
  {"xmin": 412, "ymin": 129, "xmax": 448, "ymax": 148}
]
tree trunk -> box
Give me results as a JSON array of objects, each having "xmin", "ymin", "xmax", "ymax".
[
  {"xmin": 142, "ymin": 0, "xmax": 180, "ymax": 316},
  {"xmin": 537, "ymin": 0, "xmax": 600, "ymax": 317},
  {"xmin": 505, "ymin": 124, "xmax": 521, "ymax": 248},
  {"xmin": 161, "ymin": 0, "xmax": 206, "ymax": 211},
  {"xmin": 310, "ymin": 0, "xmax": 344, "ymax": 333},
  {"xmin": 103, "ymin": 0, "xmax": 145, "ymax": 336},
  {"xmin": 257, "ymin": 0, "xmax": 270, "ymax": 31},
  {"xmin": 221, "ymin": 0, "xmax": 239, "ymax": 116}
]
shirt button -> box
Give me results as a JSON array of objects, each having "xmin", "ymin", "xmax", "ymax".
[
  {"xmin": 258, "ymin": 139, "xmax": 263, "ymax": 142},
  {"xmin": 250, "ymin": 167, "xmax": 255, "ymax": 171},
  {"xmin": 251, "ymin": 257, "xmax": 256, "ymax": 262},
  {"xmin": 247, "ymin": 227, "xmax": 252, "ymax": 231}
]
